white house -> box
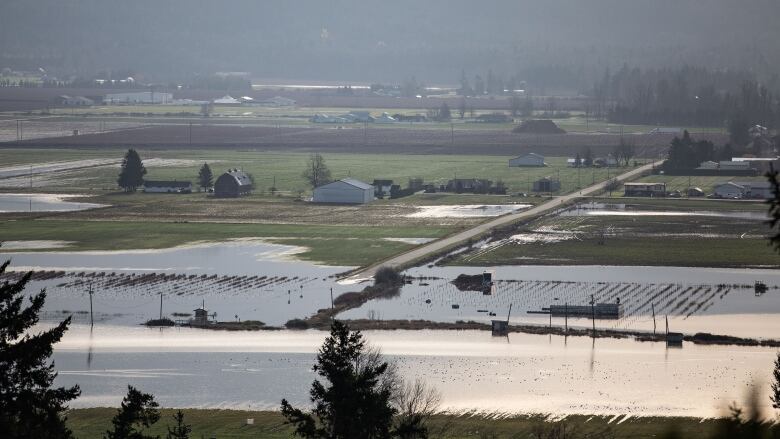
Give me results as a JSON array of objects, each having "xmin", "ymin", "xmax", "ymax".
[
  {"xmin": 213, "ymin": 95, "xmax": 241, "ymax": 105},
  {"xmin": 312, "ymin": 178, "xmax": 374, "ymax": 204},
  {"xmin": 509, "ymin": 153, "xmax": 546, "ymax": 167},
  {"xmin": 143, "ymin": 180, "xmax": 193, "ymax": 193},
  {"xmin": 104, "ymin": 91, "xmax": 173, "ymax": 104},
  {"xmin": 713, "ymin": 182, "xmax": 746, "ymax": 199}
]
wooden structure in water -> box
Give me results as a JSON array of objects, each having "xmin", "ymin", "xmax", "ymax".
[
  {"xmin": 491, "ymin": 303, "xmax": 511, "ymax": 335},
  {"xmin": 665, "ymin": 315, "xmax": 683, "ymax": 347},
  {"xmin": 755, "ymin": 281, "xmax": 768, "ymax": 296},
  {"xmin": 529, "ymin": 302, "xmax": 624, "ymax": 319}
]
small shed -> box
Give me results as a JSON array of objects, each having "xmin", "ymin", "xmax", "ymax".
[
  {"xmin": 214, "ymin": 169, "xmax": 252, "ymax": 197},
  {"xmin": 192, "ymin": 306, "xmax": 210, "ymax": 327},
  {"xmin": 312, "ymin": 178, "xmax": 374, "ymax": 204},
  {"xmin": 372, "ymin": 179, "xmax": 394, "ymax": 197},
  {"xmin": 509, "ymin": 153, "xmax": 546, "ymax": 167}
]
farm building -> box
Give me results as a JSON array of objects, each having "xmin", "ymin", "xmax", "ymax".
[
  {"xmin": 509, "ymin": 153, "xmax": 546, "ymax": 167},
  {"xmin": 444, "ymin": 178, "xmax": 493, "ymax": 193},
  {"xmin": 374, "ymin": 112, "xmax": 397, "ymax": 124},
  {"xmin": 718, "ymin": 161, "xmax": 752, "ymax": 171},
  {"xmin": 312, "ymin": 178, "xmax": 374, "ymax": 204},
  {"xmin": 734, "ymin": 181, "xmax": 772, "ymax": 199},
  {"xmin": 104, "ymin": 91, "xmax": 173, "ymax": 104},
  {"xmin": 214, "ymin": 169, "xmax": 252, "ymax": 197},
  {"xmin": 213, "ymin": 95, "xmax": 241, "ymax": 105},
  {"xmin": 624, "ymin": 182, "xmax": 666, "ymax": 197},
  {"xmin": 687, "ymin": 187, "xmax": 705, "ymax": 197},
  {"xmin": 697, "ymin": 161, "xmax": 719, "ymax": 170},
  {"xmin": 713, "ymin": 182, "xmax": 745, "ymax": 199},
  {"xmin": 53, "ymin": 95, "xmax": 94, "ymax": 107},
  {"xmin": 260, "ymin": 96, "xmax": 296, "ymax": 107},
  {"xmin": 532, "ymin": 177, "xmax": 560, "ymax": 192},
  {"xmin": 143, "ymin": 180, "xmax": 192, "ymax": 193}
]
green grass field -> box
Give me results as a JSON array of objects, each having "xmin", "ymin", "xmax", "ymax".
[
  {"xmin": 64, "ymin": 408, "xmax": 738, "ymax": 439},
  {"xmin": 1, "ymin": 148, "xmax": 622, "ymax": 197},
  {"xmin": 0, "ymin": 220, "xmax": 453, "ymax": 266}
]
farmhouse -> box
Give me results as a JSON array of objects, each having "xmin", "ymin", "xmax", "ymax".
[
  {"xmin": 312, "ymin": 178, "xmax": 374, "ymax": 204},
  {"xmin": 713, "ymin": 182, "xmax": 745, "ymax": 199},
  {"xmin": 214, "ymin": 169, "xmax": 252, "ymax": 197},
  {"xmin": 532, "ymin": 177, "xmax": 560, "ymax": 193},
  {"xmin": 143, "ymin": 180, "xmax": 192, "ymax": 193},
  {"xmin": 104, "ymin": 91, "xmax": 173, "ymax": 104},
  {"xmin": 509, "ymin": 153, "xmax": 546, "ymax": 167},
  {"xmin": 623, "ymin": 182, "xmax": 666, "ymax": 197}
]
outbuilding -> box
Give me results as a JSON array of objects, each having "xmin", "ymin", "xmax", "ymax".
[
  {"xmin": 509, "ymin": 153, "xmax": 546, "ymax": 167},
  {"xmin": 532, "ymin": 177, "xmax": 560, "ymax": 193},
  {"xmin": 624, "ymin": 182, "xmax": 666, "ymax": 197},
  {"xmin": 713, "ymin": 182, "xmax": 746, "ymax": 199},
  {"xmin": 143, "ymin": 180, "xmax": 192, "ymax": 193},
  {"xmin": 214, "ymin": 169, "xmax": 252, "ymax": 197},
  {"xmin": 312, "ymin": 178, "xmax": 374, "ymax": 204}
]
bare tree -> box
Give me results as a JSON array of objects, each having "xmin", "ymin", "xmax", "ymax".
[
  {"xmin": 302, "ymin": 153, "xmax": 332, "ymax": 189},
  {"xmin": 767, "ymin": 164, "xmax": 780, "ymax": 253},
  {"xmin": 393, "ymin": 379, "xmax": 442, "ymax": 439}
]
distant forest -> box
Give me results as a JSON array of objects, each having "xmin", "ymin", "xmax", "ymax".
[{"xmin": 2, "ymin": 0, "xmax": 780, "ymax": 93}]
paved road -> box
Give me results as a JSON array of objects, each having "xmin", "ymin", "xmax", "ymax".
[{"xmin": 342, "ymin": 161, "xmax": 662, "ymax": 283}]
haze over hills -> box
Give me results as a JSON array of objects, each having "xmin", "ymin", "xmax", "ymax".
[{"xmin": 2, "ymin": 0, "xmax": 780, "ymax": 91}]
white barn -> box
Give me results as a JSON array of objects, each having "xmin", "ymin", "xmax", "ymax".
[
  {"xmin": 509, "ymin": 153, "xmax": 546, "ymax": 167},
  {"xmin": 312, "ymin": 178, "xmax": 374, "ymax": 204}
]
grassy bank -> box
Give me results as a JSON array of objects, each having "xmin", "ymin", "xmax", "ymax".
[
  {"xmin": 66, "ymin": 408, "xmax": 730, "ymax": 439},
  {"xmin": 0, "ymin": 220, "xmax": 454, "ymax": 266}
]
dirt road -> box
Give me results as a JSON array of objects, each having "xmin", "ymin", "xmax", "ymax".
[{"xmin": 342, "ymin": 161, "xmax": 662, "ymax": 283}]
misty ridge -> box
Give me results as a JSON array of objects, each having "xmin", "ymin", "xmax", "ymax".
[{"xmin": 1, "ymin": 0, "xmax": 780, "ymax": 91}]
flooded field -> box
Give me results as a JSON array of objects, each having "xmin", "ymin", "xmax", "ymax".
[
  {"xmin": 50, "ymin": 324, "xmax": 777, "ymax": 417},
  {"xmin": 561, "ymin": 202, "xmax": 769, "ymax": 220},
  {"xmin": 1, "ymin": 240, "xmax": 355, "ymax": 326},
  {"xmin": 0, "ymin": 193, "xmax": 106, "ymax": 212},
  {"xmin": 406, "ymin": 204, "xmax": 530, "ymax": 218},
  {"xmin": 340, "ymin": 265, "xmax": 780, "ymax": 339}
]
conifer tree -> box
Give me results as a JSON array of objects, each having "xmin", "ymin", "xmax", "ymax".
[
  {"xmin": 197, "ymin": 163, "xmax": 213, "ymax": 192},
  {"xmin": 117, "ymin": 148, "xmax": 147, "ymax": 192},
  {"xmin": 165, "ymin": 410, "xmax": 191, "ymax": 439},
  {"xmin": 104, "ymin": 386, "xmax": 160, "ymax": 439},
  {"xmin": 0, "ymin": 254, "xmax": 80, "ymax": 438}
]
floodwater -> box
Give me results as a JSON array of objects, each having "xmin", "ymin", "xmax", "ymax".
[
  {"xmin": 0, "ymin": 193, "xmax": 106, "ymax": 212},
  {"xmin": 2, "ymin": 240, "xmax": 355, "ymax": 326},
  {"xmin": 561, "ymin": 202, "xmax": 769, "ymax": 220},
  {"xmin": 406, "ymin": 204, "xmax": 531, "ymax": 218},
  {"xmin": 50, "ymin": 324, "xmax": 776, "ymax": 417},
  {"xmin": 340, "ymin": 265, "xmax": 780, "ymax": 339}
]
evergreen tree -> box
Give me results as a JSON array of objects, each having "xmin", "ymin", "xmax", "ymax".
[
  {"xmin": 768, "ymin": 164, "xmax": 780, "ymax": 254},
  {"xmin": 165, "ymin": 410, "xmax": 191, "ymax": 439},
  {"xmin": 302, "ymin": 153, "xmax": 332, "ymax": 189},
  {"xmin": 197, "ymin": 163, "xmax": 213, "ymax": 192},
  {"xmin": 104, "ymin": 386, "xmax": 160, "ymax": 439},
  {"xmin": 117, "ymin": 149, "xmax": 147, "ymax": 193},
  {"xmin": 0, "ymin": 254, "xmax": 81, "ymax": 438},
  {"xmin": 438, "ymin": 102, "xmax": 451, "ymax": 121},
  {"xmin": 281, "ymin": 321, "xmax": 397, "ymax": 439}
]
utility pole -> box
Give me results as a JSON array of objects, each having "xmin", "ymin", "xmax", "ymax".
[
  {"xmin": 564, "ymin": 302, "xmax": 568, "ymax": 333},
  {"xmin": 29, "ymin": 165, "xmax": 32, "ymax": 189},
  {"xmin": 590, "ymin": 294, "xmax": 596, "ymax": 334},
  {"xmin": 450, "ymin": 122, "xmax": 454, "ymax": 145},
  {"xmin": 652, "ymin": 303, "xmax": 656, "ymax": 336},
  {"xmin": 330, "ymin": 287, "xmax": 334, "ymax": 311},
  {"xmin": 88, "ymin": 283, "xmax": 94, "ymax": 328},
  {"xmin": 188, "ymin": 122, "xmax": 192, "ymax": 145},
  {"xmin": 159, "ymin": 291, "xmax": 163, "ymax": 321}
]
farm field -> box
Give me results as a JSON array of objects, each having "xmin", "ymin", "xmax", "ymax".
[
  {"xmin": 0, "ymin": 220, "xmax": 453, "ymax": 266},
  {"xmin": 3, "ymin": 120, "xmax": 728, "ymax": 158},
  {"xmin": 451, "ymin": 200, "xmax": 777, "ymax": 268},
  {"xmin": 0, "ymin": 148, "xmax": 622, "ymax": 197},
  {"xmin": 65, "ymin": 408, "xmax": 728, "ymax": 439}
]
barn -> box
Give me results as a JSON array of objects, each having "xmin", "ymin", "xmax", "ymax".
[
  {"xmin": 312, "ymin": 178, "xmax": 374, "ymax": 204},
  {"xmin": 214, "ymin": 169, "xmax": 252, "ymax": 197},
  {"xmin": 509, "ymin": 153, "xmax": 546, "ymax": 167}
]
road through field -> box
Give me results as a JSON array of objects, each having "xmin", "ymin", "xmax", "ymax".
[
  {"xmin": 342, "ymin": 160, "xmax": 663, "ymax": 283},
  {"xmin": 0, "ymin": 158, "xmax": 120, "ymax": 180}
]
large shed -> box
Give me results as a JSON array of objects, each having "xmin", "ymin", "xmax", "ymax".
[
  {"xmin": 312, "ymin": 178, "xmax": 374, "ymax": 204},
  {"xmin": 509, "ymin": 153, "xmax": 546, "ymax": 167},
  {"xmin": 214, "ymin": 169, "xmax": 252, "ymax": 197}
]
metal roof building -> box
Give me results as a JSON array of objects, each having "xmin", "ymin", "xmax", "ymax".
[
  {"xmin": 214, "ymin": 169, "xmax": 252, "ymax": 198},
  {"xmin": 312, "ymin": 178, "xmax": 374, "ymax": 204}
]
